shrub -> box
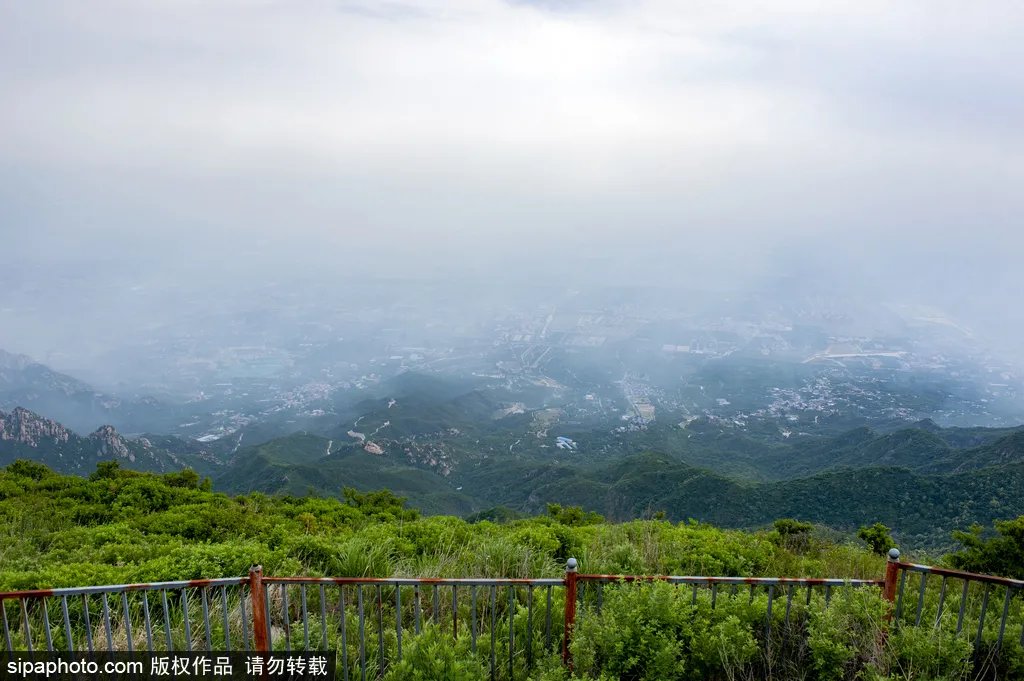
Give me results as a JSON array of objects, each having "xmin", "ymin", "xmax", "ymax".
[
  {"xmin": 858, "ymin": 523, "xmax": 896, "ymax": 556},
  {"xmin": 382, "ymin": 625, "xmax": 488, "ymax": 681}
]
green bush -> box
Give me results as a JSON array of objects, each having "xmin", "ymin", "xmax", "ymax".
[{"xmin": 382, "ymin": 625, "xmax": 488, "ymax": 681}]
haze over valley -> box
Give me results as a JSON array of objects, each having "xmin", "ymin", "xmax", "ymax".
[{"xmin": 3, "ymin": 1, "xmax": 1024, "ymax": 550}]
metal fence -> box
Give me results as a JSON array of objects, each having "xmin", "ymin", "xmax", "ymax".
[
  {"xmin": 885, "ymin": 549, "xmax": 1024, "ymax": 651},
  {"xmin": 0, "ymin": 552, "xmax": 1021, "ymax": 679}
]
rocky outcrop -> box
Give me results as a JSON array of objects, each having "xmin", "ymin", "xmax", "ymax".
[
  {"xmin": 0, "ymin": 406, "xmax": 218, "ymax": 474},
  {"xmin": 0, "ymin": 407, "xmax": 72, "ymax": 447},
  {"xmin": 89, "ymin": 424, "xmax": 134, "ymax": 461}
]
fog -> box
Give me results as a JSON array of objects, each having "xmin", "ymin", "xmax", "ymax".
[{"xmin": 2, "ymin": 0, "xmax": 1023, "ymax": 386}]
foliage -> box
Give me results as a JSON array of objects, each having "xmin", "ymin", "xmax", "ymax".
[
  {"xmin": 382, "ymin": 625, "xmax": 488, "ymax": 681},
  {"xmin": 858, "ymin": 523, "xmax": 896, "ymax": 556},
  {"xmin": 546, "ymin": 504, "xmax": 604, "ymax": 527},
  {"xmin": 1, "ymin": 460, "xmax": 1022, "ymax": 680},
  {"xmin": 947, "ymin": 515, "xmax": 1024, "ymax": 579},
  {"xmin": 772, "ymin": 518, "xmax": 814, "ymax": 553},
  {"xmin": 4, "ymin": 460, "xmax": 884, "ymax": 589}
]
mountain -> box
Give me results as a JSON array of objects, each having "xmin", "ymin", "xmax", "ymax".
[
  {"xmin": 7, "ymin": 391, "xmax": 1024, "ymax": 548},
  {"xmin": 0, "ymin": 349, "xmax": 173, "ymax": 434},
  {"xmin": 0, "ymin": 407, "xmax": 219, "ymax": 475},
  {"xmin": 215, "ymin": 434, "xmax": 475, "ymax": 515},
  {"xmin": 451, "ymin": 452, "xmax": 1024, "ymax": 547}
]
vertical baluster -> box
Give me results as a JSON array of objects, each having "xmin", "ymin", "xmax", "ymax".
[
  {"xmin": 545, "ymin": 585, "xmax": 552, "ymax": 652},
  {"xmin": 766, "ymin": 585, "xmax": 774, "ymax": 641},
  {"xmin": 935, "ymin": 577, "xmax": 948, "ymax": 627},
  {"xmin": 2, "ymin": 600, "xmax": 12, "ymax": 652},
  {"xmin": 240, "ymin": 587, "xmax": 250, "ymax": 651},
  {"xmin": 894, "ymin": 571, "xmax": 908, "ymax": 620},
  {"xmin": 785, "ymin": 584, "xmax": 794, "ymax": 622},
  {"xmin": 825, "ymin": 585, "xmax": 832, "ymax": 607},
  {"xmin": 432, "ymin": 585, "xmax": 439, "ymax": 623},
  {"xmin": 121, "ymin": 592, "xmax": 134, "ymax": 652},
  {"xmin": 142, "ymin": 591, "xmax": 154, "ymax": 652},
  {"xmin": 220, "ymin": 586, "xmax": 231, "ymax": 650},
  {"xmin": 956, "ymin": 580, "xmax": 969, "ymax": 634},
  {"xmin": 181, "ymin": 589, "xmax": 192, "ymax": 652},
  {"xmin": 395, "ymin": 585, "xmax": 402, "ymax": 662},
  {"xmin": 264, "ymin": 587, "xmax": 273, "ymax": 649},
  {"xmin": 996, "ymin": 586, "xmax": 1012, "ymax": 648},
  {"xmin": 320, "ymin": 585, "xmax": 328, "ymax": 652},
  {"xmin": 452, "ymin": 585, "xmax": 460, "ymax": 639},
  {"xmin": 101, "ymin": 593, "xmax": 113, "ymax": 650},
  {"xmin": 200, "ymin": 587, "xmax": 212, "ymax": 651},
  {"xmin": 20, "ymin": 599, "xmax": 32, "ymax": 652},
  {"xmin": 1019, "ymin": 590, "xmax": 1024, "ymax": 647},
  {"xmin": 340, "ymin": 586, "xmax": 349, "ymax": 681},
  {"xmin": 975, "ymin": 584, "xmax": 991, "ymax": 648},
  {"xmin": 413, "ymin": 585, "xmax": 421, "ymax": 635},
  {"xmin": 711, "ymin": 583, "xmax": 718, "ymax": 609},
  {"xmin": 489, "ymin": 585, "xmax": 496, "ymax": 681},
  {"xmin": 914, "ymin": 574, "xmax": 928, "ymax": 626},
  {"xmin": 301, "ymin": 585, "xmax": 310, "ymax": 651},
  {"xmin": 281, "ymin": 585, "xmax": 291, "ymax": 652},
  {"xmin": 357, "ymin": 586, "xmax": 366, "ymax": 681},
  {"xmin": 691, "ymin": 584, "xmax": 697, "ymax": 606},
  {"xmin": 161, "ymin": 590, "xmax": 172, "ymax": 651},
  {"xmin": 61, "ymin": 596, "xmax": 73, "ymax": 653},
  {"xmin": 470, "ymin": 586, "xmax": 478, "ymax": 653},
  {"xmin": 527, "ymin": 586, "xmax": 534, "ymax": 670},
  {"xmin": 453, "ymin": 586, "xmax": 459, "ymax": 639},
  {"xmin": 82, "ymin": 595, "xmax": 94, "ymax": 653},
  {"xmin": 42, "ymin": 598, "xmax": 54, "ymax": 651},
  {"xmin": 376, "ymin": 585, "xmax": 384, "ymax": 678},
  {"xmin": 508, "ymin": 586, "xmax": 515, "ymax": 681}
]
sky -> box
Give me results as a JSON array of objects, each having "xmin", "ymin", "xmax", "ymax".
[{"xmin": 1, "ymin": 0, "xmax": 1023, "ymax": 362}]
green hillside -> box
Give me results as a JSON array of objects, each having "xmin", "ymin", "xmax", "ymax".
[{"xmin": 1, "ymin": 460, "xmax": 1021, "ymax": 680}]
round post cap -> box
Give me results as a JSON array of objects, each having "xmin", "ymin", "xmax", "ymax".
[
  {"xmin": 887, "ymin": 548, "xmax": 901, "ymax": 561},
  {"xmin": 566, "ymin": 557, "xmax": 578, "ymax": 572}
]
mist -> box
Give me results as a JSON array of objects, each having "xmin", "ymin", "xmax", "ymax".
[{"xmin": 2, "ymin": 0, "xmax": 1023, "ymax": 386}]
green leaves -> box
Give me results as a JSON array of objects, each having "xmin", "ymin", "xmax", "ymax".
[{"xmin": 948, "ymin": 515, "xmax": 1024, "ymax": 579}]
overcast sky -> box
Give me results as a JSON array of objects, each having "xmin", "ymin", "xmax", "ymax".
[{"xmin": 1, "ymin": 1, "xmax": 1023, "ymax": 345}]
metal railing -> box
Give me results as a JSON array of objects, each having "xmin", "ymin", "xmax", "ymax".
[
  {"xmin": 0, "ymin": 553, "xmax": 1020, "ymax": 679},
  {"xmin": 885, "ymin": 548, "xmax": 1024, "ymax": 651}
]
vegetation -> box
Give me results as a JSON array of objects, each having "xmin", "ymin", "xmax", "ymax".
[
  {"xmin": 948, "ymin": 516, "xmax": 1024, "ymax": 579},
  {"xmin": 1, "ymin": 461, "xmax": 1022, "ymax": 679},
  {"xmin": 857, "ymin": 523, "xmax": 896, "ymax": 556}
]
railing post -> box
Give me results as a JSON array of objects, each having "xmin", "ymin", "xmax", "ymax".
[
  {"xmin": 562, "ymin": 558, "xmax": 578, "ymax": 668},
  {"xmin": 250, "ymin": 565, "xmax": 269, "ymax": 652},
  {"xmin": 883, "ymin": 548, "xmax": 900, "ymax": 622}
]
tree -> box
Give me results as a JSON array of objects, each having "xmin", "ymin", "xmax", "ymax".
[
  {"xmin": 546, "ymin": 503, "xmax": 604, "ymax": 526},
  {"xmin": 5, "ymin": 459, "xmax": 51, "ymax": 481},
  {"xmin": 89, "ymin": 460, "xmax": 122, "ymax": 481},
  {"xmin": 947, "ymin": 516, "xmax": 1024, "ymax": 579},
  {"xmin": 773, "ymin": 518, "xmax": 813, "ymax": 553},
  {"xmin": 857, "ymin": 523, "xmax": 895, "ymax": 556}
]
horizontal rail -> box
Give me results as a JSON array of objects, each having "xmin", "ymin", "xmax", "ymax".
[
  {"xmin": 263, "ymin": 577, "xmax": 565, "ymax": 587},
  {"xmin": 578, "ymin": 574, "xmax": 884, "ymax": 587},
  {"xmin": 896, "ymin": 562, "xmax": 1024, "ymax": 589},
  {"xmin": 0, "ymin": 551, "xmax": 1017, "ymax": 678},
  {"xmin": 0, "ymin": 578, "xmax": 247, "ymax": 601}
]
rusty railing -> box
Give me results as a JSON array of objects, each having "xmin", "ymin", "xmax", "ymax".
[
  {"xmin": 0, "ymin": 553, "xmax": 1021, "ymax": 679},
  {"xmin": 884, "ymin": 548, "xmax": 1024, "ymax": 651}
]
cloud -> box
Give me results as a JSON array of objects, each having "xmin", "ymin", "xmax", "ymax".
[{"xmin": 0, "ymin": 0, "xmax": 1021, "ymax": 281}]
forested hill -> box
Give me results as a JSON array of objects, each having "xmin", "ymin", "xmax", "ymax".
[{"xmin": 4, "ymin": 406, "xmax": 1024, "ymax": 547}]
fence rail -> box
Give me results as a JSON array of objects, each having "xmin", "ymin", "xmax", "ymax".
[
  {"xmin": 0, "ymin": 550, "xmax": 1021, "ymax": 679},
  {"xmin": 886, "ymin": 549, "xmax": 1024, "ymax": 651}
]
